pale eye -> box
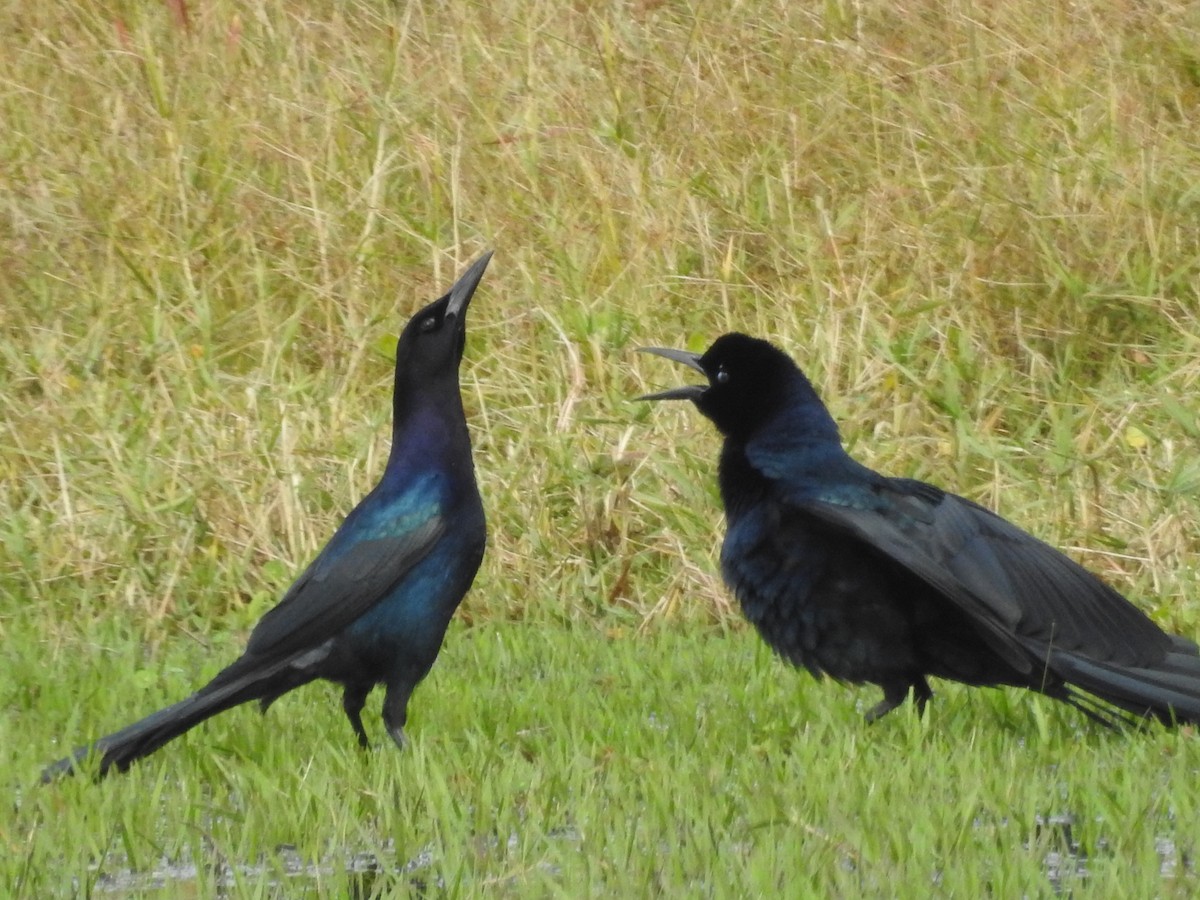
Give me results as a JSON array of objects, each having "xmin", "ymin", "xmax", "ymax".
[
  {"xmin": 715, "ymin": 368, "xmax": 730, "ymax": 385},
  {"xmin": 420, "ymin": 316, "xmax": 438, "ymax": 333}
]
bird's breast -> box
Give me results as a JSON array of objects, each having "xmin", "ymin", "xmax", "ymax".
[{"xmin": 721, "ymin": 507, "xmax": 921, "ymax": 684}]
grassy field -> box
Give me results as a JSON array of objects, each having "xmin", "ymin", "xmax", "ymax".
[{"xmin": 3, "ymin": 0, "xmax": 1200, "ymax": 895}]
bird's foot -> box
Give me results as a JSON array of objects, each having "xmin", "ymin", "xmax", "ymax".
[
  {"xmin": 387, "ymin": 724, "xmax": 408, "ymax": 751},
  {"xmin": 864, "ymin": 696, "xmax": 903, "ymax": 724},
  {"xmin": 865, "ymin": 680, "xmax": 932, "ymax": 724}
]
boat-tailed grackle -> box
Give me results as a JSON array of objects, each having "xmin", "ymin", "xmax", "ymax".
[
  {"xmin": 42, "ymin": 252, "xmax": 492, "ymax": 780},
  {"xmin": 640, "ymin": 332, "xmax": 1200, "ymax": 728}
]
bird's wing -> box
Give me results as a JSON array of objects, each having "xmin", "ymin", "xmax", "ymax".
[
  {"xmin": 774, "ymin": 471, "xmax": 1173, "ymax": 670},
  {"xmin": 915, "ymin": 485, "xmax": 1175, "ymax": 663},
  {"xmin": 244, "ymin": 513, "xmax": 447, "ymax": 661}
]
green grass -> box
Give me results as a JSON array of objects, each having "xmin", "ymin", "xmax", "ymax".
[
  {"xmin": 11, "ymin": 621, "xmax": 1200, "ymax": 896},
  {"xmin": 3, "ymin": 0, "xmax": 1200, "ymax": 895}
]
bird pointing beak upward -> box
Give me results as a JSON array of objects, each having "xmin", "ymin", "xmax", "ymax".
[
  {"xmin": 445, "ymin": 251, "xmax": 494, "ymax": 321},
  {"xmin": 637, "ymin": 346, "xmax": 707, "ymax": 401}
]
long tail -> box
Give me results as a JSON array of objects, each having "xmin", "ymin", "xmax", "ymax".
[
  {"xmin": 1051, "ymin": 636, "xmax": 1200, "ymax": 726},
  {"xmin": 41, "ymin": 656, "xmax": 305, "ymax": 782}
]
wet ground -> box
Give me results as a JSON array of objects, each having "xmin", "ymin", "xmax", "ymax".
[{"xmin": 83, "ymin": 816, "xmax": 1191, "ymax": 896}]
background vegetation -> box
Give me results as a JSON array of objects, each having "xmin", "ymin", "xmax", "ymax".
[{"xmin": 3, "ymin": 0, "xmax": 1198, "ymax": 894}]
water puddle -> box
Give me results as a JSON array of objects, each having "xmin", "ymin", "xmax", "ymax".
[
  {"xmin": 87, "ymin": 842, "xmax": 432, "ymax": 896},
  {"xmin": 78, "ymin": 816, "xmax": 1188, "ymax": 894},
  {"xmin": 86, "ymin": 828, "xmax": 583, "ymax": 896},
  {"xmin": 1034, "ymin": 812, "xmax": 1191, "ymax": 893}
]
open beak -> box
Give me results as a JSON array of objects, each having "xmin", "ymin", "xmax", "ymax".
[
  {"xmin": 445, "ymin": 251, "xmax": 494, "ymax": 321},
  {"xmin": 636, "ymin": 346, "xmax": 707, "ymax": 401}
]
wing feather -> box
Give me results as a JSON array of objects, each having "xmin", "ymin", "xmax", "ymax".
[
  {"xmin": 245, "ymin": 515, "xmax": 446, "ymax": 660},
  {"xmin": 746, "ymin": 447, "xmax": 1173, "ymax": 671}
]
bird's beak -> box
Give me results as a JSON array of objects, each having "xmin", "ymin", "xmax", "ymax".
[
  {"xmin": 636, "ymin": 346, "xmax": 707, "ymax": 401},
  {"xmin": 445, "ymin": 251, "xmax": 493, "ymax": 321}
]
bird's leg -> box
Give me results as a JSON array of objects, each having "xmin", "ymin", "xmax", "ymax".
[
  {"xmin": 865, "ymin": 679, "xmax": 932, "ymax": 723},
  {"xmin": 864, "ymin": 686, "xmax": 907, "ymax": 723},
  {"xmin": 911, "ymin": 677, "xmax": 933, "ymax": 715},
  {"xmin": 382, "ymin": 682, "xmax": 413, "ymax": 750},
  {"xmin": 342, "ymin": 685, "xmax": 371, "ymax": 749}
]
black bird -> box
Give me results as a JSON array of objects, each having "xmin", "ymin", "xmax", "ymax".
[
  {"xmin": 640, "ymin": 333, "xmax": 1200, "ymax": 727},
  {"xmin": 42, "ymin": 253, "xmax": 492, "ymax": 780}
]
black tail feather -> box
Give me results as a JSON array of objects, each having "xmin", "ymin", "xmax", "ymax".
[
  {"xmin": 40, "ymin": 657, "xmax": 306, "ymax": 782},
  {"xmin": 1052, "ymin": 647, "xmax": 1200, "ymax": 727},
  {"xmin": 1056, "ymin": 686, "xmax": 1138, "ymax": 730}
]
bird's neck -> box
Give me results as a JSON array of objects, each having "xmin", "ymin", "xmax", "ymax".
[
  {"xmin": 717, "ymin": 404, "xmax": 855, "ymax": 520},
  {"xmin": 717, "ymin": 442, "xmax": 772, "ymax": 521},
  {"xmin": 385, "ymin": 392, "xmax": 473, "ymax": 482},
  {"xmin": 766, "ymin": 386, "xmax": 843, "ymax": 447}
]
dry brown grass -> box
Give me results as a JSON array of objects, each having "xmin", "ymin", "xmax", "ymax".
[
  {"xmin": 5, "ymin": 3, "xmax": 1200, "ymax": 895},
  {"xmin": 2, "ymin": 0, "xmax": 1198, "ymax": 638}
]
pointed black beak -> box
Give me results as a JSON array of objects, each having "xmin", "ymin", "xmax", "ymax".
[
  {"xmin": 445, "ymin": 251, "xmax": 493, "ymax": 321},
  {"xmin": 636, "ymin": 346, "xmax": 707, "ymax": 401}
]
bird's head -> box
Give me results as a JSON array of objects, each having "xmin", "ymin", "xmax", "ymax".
[
  {"xmin": 639, "ymin": 333, "xmax": 826, "ymax": 441},
  {"xmin": 393, "ymin": 252, "xmax": 492, "ymax": 393}
]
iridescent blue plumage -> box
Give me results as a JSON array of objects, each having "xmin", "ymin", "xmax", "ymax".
[
  {"xmin": 42, "ymin": 252, "xmax": 492, "ymax": 781},
  {"xmin": 642, "ymin": 332, "xmax": 1200, "ymax": 728}
]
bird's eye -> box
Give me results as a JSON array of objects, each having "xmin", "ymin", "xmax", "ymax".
[
  {"xmin": 420, "ymin": 316, "xmax": 439, "ymax": 333},
  {"xmin": 715, "ymin": 367, "xmax": 730, "ymax": 385}
]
